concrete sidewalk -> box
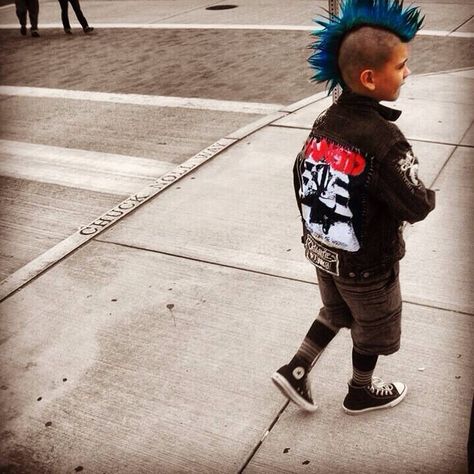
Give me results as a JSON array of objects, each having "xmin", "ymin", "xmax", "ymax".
[
  {"xmin": 1, "ymin": 0, "xmax": 473, "ymax": 472},
  {"xmin": 1, "ymin": 67, "xmax": 473, "ymax": 472}
]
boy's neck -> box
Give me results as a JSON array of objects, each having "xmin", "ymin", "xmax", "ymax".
[
  {"xmin": 338, "ymin": 89, "xmax": 402, "ymax": 121},
  {"xmin": 344, "ymin": 87, "xmax": 380, "ymax": 102}
]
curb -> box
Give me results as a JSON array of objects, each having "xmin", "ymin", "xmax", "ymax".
[{"xmin": 0, "ymin": 93, "xmax": 328, "ymax": 301}]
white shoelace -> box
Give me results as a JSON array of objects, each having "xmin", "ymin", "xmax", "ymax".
[{"xmin": 369, "ymin": 377, "xmax": 394, "ymax": 396}]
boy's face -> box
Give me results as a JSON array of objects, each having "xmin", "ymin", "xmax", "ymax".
[{"xmin": 372, "ymin": 42, "xmax": 411, "ymax": 101}]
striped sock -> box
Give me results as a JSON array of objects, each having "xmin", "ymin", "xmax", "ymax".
[
  {"xmin": 290, "ymin": 319, "xmax": 337, "ymax": 371},
  {"xmin": 352, "ymin": 348, "xmax": 378, "ymax": 387}
]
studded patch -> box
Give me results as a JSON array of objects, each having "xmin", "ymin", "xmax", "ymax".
[{"xmin": 304, "ymin": 233, "xmax": 340, "ymax": 276}]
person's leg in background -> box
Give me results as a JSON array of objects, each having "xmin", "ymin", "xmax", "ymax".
[
  {"xmin": 26, "ymin": 0, "xmax": 39, "ymax": 36},
  {"xmin": 15, "ymin": 0, "xmax": 28, "ymax": 36},
  {"xmin": 69, "ymin": 0, "xmax": 94, "ymax": 33},
  {"xmin": 58, "ymin": 0, "xmax": 72, "ymax": 33}
]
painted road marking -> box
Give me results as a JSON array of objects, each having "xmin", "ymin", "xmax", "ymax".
[
  {"xmin": 0, "ymin": 23, "xmax": 472, "ymax": 37},
  {"xmin": 0, "ymin": 139, "xmax": 175, "ymax": 195},
  {"xmin": 0, "ymin": 86, "xmax": 283, "ymax": 115}
]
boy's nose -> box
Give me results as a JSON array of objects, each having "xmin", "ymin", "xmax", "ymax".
[{"xmin": 404, "ymin": 66, "xmax": 411, "ymax": 78}]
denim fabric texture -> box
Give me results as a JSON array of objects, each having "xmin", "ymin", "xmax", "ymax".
[
  {"xmin": 316, "ymin": 262, "xmax": 402, "ymax": 356},
  {"xmin": 293, "ymin": 90, "xmax": 436, "ymax": 277}
]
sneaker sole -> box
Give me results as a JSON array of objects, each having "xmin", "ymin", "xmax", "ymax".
[
  {"xmin": 271, "ymin": 372, "xmax": 318, "ymax": 412},
  {"xmin": 342, "ymin": 385, "xmax": 408, "ymax": 415}
]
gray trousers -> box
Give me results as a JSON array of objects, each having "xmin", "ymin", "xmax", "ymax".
[{"xmin": 316, "ymin": 262, "xmax": 402, "ymax": 356}]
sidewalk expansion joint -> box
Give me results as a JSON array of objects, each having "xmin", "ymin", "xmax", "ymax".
[
  {"xmin": 458, "ymin": 121, "xmax": 474, "ymax": 148},
  {"xmin": 92, "ymin": 239, "xmax": 319, "ymax": 288},
  {"xmin": 270, "ymin": 128, "xmax": 474, "ymax": 149},
  {"xmin": 450, "ymin": 15, "xmax": 474, "ymax": 34},
  {"xmin": 410, "ymin": 138, "xmax": 471, "ymax": 148},
  {"xmin": 238, "ymin": 400, "xmax": 290, "ymax": 473},
  {"xmin": 92, "ymin": 240, "xmax": 473, "ymax": 317},
  {"xmin": 430, "ymin": 143, "xmax": 460, "ymax": 189},
  {"xmin": 406, "ymin": 299, "xmax": 473, "ymax": 318}
]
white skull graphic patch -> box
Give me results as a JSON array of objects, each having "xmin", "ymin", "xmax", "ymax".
[{"xmin": 398, "ymin": 150, "xmax": 420, "ymax": 187}]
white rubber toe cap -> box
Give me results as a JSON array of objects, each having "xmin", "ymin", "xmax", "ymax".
[{"xmin": 393, "ymin": 382, "xmax": 407, "ymax": 394}]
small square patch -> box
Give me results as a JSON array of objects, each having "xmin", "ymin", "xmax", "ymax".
[{"xmin": 304, "ymin": 233, "xmax": 340, "ymax": 276}]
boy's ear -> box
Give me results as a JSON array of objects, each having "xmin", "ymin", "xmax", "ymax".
[{"xmin": 359, "ymin": 69, "xmax": 376, "ymax": 91}]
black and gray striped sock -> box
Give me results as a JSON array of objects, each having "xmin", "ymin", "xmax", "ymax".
[
  {"xmin": 352, "ymin": 348, "xmax": 378, "ymax": 387},
  {"xmin": 290, "ymin": 319, "xmax": 337, "ymax": 372}
]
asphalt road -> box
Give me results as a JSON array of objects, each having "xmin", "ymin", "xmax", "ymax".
[{"xmin": 1, "ymin": 29, "xmax": 473, "ymax": 101}]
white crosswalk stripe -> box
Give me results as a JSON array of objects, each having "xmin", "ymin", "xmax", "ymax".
[
  {"xmin": 0, "ymin": 139, "xmax": 175, "ymax": 195},
  {"xmin": 0, "ymin": 23, "xmax": 472, "ymax": 37},
  {"xmin": 0, "ymin": 85, "xmax": 284, "ymax": 115}
]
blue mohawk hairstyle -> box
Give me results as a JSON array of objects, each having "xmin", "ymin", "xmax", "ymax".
[{"xmin": 308, "ymin": 0, "xmax": 424, "ymax": 93}]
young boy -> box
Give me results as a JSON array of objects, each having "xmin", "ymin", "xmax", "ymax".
[{"xmin": 272, "ymin": 0, "xmax": 436, "ymax": 414}]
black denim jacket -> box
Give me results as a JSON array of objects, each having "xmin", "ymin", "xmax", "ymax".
[{"xmin": 293, "ymin": 90, "xmax": 436, "ymax": 278}]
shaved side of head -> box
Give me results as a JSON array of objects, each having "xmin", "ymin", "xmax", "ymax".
[{"xmin": 338, "ymin": 26, "xmax": 403, "ymax": 90}]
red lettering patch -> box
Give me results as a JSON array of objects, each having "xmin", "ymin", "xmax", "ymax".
[{"xmin": 304, "ymin": 138, "xmax": 365, "ymax": 176}]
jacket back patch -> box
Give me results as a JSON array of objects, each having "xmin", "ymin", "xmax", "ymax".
[{"xmin": 298, "ymin": 137, "xmax": 368, "ymax": 252}]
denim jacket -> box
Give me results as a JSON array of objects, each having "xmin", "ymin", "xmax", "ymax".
[{"xmin": 293, "ymin": 90, "xmax": 436, "ymax": 278}]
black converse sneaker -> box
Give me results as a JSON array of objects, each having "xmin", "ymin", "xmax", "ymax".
[
  {"xmin": 272, "ymin": 364, "xmax": 317, "ymax": 412},
  {"xmin": 342, "ymin": 377, "xmax": 407, "ymax": 415}
]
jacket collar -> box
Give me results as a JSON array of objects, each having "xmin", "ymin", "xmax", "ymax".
[{"xmin": 337, "ymin": 90, "xmax": 402, "ymax": 122}]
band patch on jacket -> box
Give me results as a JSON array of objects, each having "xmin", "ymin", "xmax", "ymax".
[
  {"xmin": 398, "ymin": 149, "xmax": 420, "ymax": 187},
  {"xmin": 299, "ymin": 137, "xmax": 367, "ymax": 252},
  {"xmin": 304, "ymin": 233, "xmax": 340, "ymax": 275}
]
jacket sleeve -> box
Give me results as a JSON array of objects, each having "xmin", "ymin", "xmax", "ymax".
[{"xmin": 375, "ymin": 141, "xmax": 436, "ymax": 224}]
